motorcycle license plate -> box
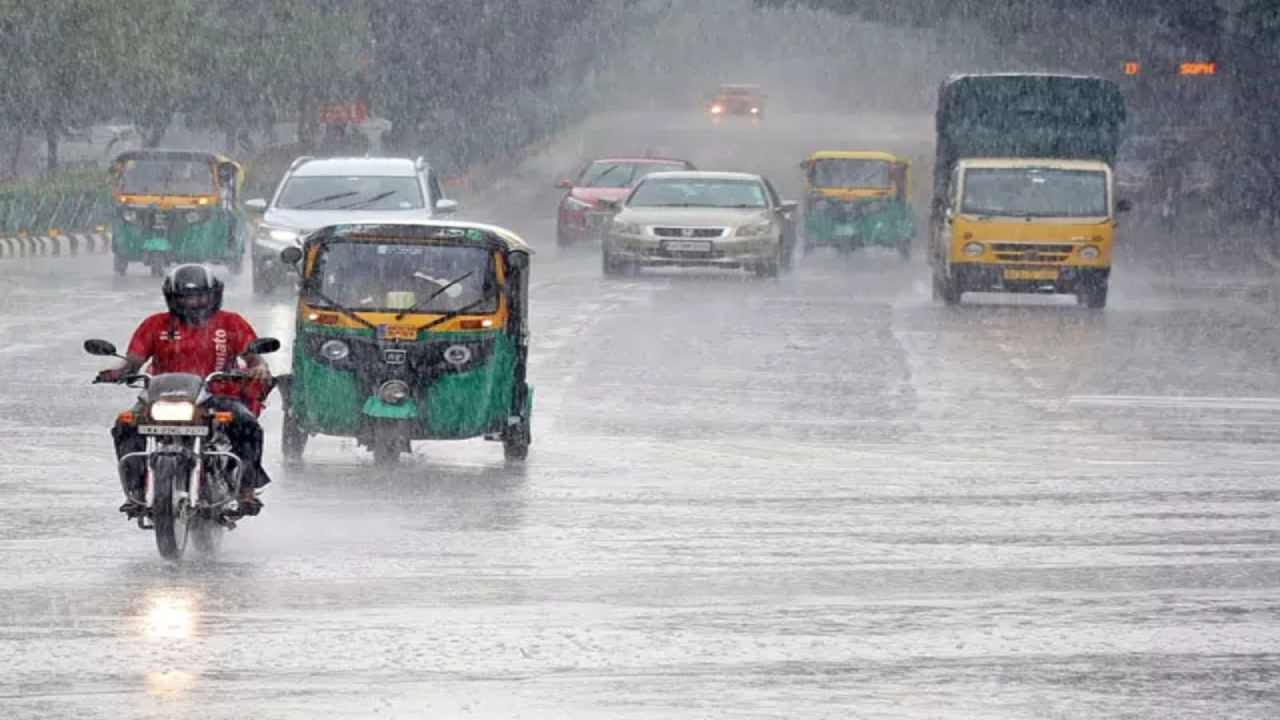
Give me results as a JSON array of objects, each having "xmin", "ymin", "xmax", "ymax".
[
  {"xmin": 1003, "ymin": 268, "xmax": 1059, "ymax": 281},
  {"xmin": 664, "ymin": 240, "xmax": 712, "ymax": 253},
  {"xmin": 383, "ymin": 324, "xmax": 419, "ymax": 341},
  {"xmin": 138, "ymin": 424, "xmax": 209, "ymax": 436}
]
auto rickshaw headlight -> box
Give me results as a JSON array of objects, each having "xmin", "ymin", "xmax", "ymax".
[
  {"xmin": 150, "ymin": 400, "xmax": 196, "ymax": 422},
  {"xmin": 121, "ymin": 209, "xmax": 139, "ymax": 223},
  {"xmin": 1080, "ymin": 245, "xmax": 1101, "ymax": 260},
  {"xmin": 319, "ymin": 339, "xmax": 350, "ymax": 361},
  {"xmin": 378, "ymin": 380, "xmax": 411, "ymax": 405},
  {"xmin": 962, "ymin": 241, "xmax": 985, "ymax": 258},
  {"xmin": 185, "ymin": 210, "xmax": 202, "ymax": 223}
]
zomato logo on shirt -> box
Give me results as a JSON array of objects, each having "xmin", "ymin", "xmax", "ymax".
[{"xmin": 127, "ymin": 310, "xmax": 257, "ymax": 377}]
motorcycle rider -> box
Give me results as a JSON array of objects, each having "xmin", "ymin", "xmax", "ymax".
[{"xmin": 96, "ymin": 264, "xmax": 273, "ymax": 517}]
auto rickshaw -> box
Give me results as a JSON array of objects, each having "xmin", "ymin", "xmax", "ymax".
[
  {"xmin": 276, "ymin": 221, "xmax": 533, "ymax": 465},
  {"xmin": 109, "ymin": 150, "xmax": 248, "ymax": 276},
  {"xmin": 800, "ymin": 151, "xmax": 915, "ymax": 259}
]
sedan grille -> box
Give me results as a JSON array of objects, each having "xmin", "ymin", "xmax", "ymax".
[{"xmin": 652, "ymin": 227, "xmax": 726, "ymax": 239}]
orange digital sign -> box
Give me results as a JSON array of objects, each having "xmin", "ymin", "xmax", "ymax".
[{"xmin": 1179, "ymin": 61, "xmax": 1217, "ymax": 76}]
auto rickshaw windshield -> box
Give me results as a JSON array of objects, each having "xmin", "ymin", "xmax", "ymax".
[
  {"xmin": 810, "ymin": 158, "xmax": 891, "ymax": 189},
  {"xmin": 313, "ymin": 241, "xmax": 498, "ymax": 313},
  {"xmin": 119, "ymin": 158, "xmax": 215, "ymax": 195}
]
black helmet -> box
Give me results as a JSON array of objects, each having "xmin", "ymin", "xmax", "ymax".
[{"xmin": 162, "ymin": 264, "xmax": 223, "ymax": 325}]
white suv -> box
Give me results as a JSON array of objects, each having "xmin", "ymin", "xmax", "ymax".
[{"xmin": 246, "ymin": 156, "xmax": 458, "ymax": 293}]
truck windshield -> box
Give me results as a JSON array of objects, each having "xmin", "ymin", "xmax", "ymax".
[
  {"xmin": 810, "ymin": 159, "xmax": 890, "ymax": 188},
  {"xmin": 962, "ymin": 168, "xmax": 1107, "ymax": 218},
  {"xmin": 313, "ymin": 242, "xmax": 496, "ymax": 313}
]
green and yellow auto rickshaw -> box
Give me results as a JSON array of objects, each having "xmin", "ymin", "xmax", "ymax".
[
  {"xmin": 276, "ymin": 220, "xmax": 533, "ymax": 465},
  {"xmin": 800, "ymin": 150, "xmax": 915, "ymax": 259},
  {"xmin": 109, "ymin": 150, "xmax": 248, "ymax": 276}
]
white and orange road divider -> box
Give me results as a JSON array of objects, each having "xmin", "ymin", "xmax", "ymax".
[{"xmin": 0, "ymin": 229, "xmax": 111, "ymax": 259}]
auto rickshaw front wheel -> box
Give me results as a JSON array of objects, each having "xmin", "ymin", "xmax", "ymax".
[
  {"xmin": 503, "ymin": 418, "xmax": 531, "ymax": 462},
  {"xmin": 281, "ymin": 411, "xmax": 308, "ymax": 464},
  {"xmin": 370, "ymin": 421, "xmax": 410, "ymax": 466}
]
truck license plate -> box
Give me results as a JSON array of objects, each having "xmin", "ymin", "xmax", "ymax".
[{"xmin": 1003, "ymin": 268, "xmax": 1058, "ymax": 281}]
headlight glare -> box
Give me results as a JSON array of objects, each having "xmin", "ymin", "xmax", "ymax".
[
  {"xmin": 150, "ymin": 400, "xmax": 196, "ymax": 422},
  {"xmin": 319, "ymin": 339, "xmax": 350, "ymax": 361},
  {"xmin": 962, "ymin": 241, "xmax": 984, "ymax": 258}
]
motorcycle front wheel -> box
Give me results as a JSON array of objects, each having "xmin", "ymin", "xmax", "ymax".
[{"xmin": 151, "ymin": 456, "xmax": 191, "ymax": 561}]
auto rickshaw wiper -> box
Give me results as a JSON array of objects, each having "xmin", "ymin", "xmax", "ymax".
[
  {"xmin": 336, "ymin": 190, "xmax": 396, "ymax": 210},
  {"xmin": 295, "ymin": 190, "xmax": 360, "ymax": 209},
  {"xmin": 395, "ymin": 271, "xmax": 474, "ymax": 320},
  {"xmin": 307, "ymin": 288, "xmax": 379, "ymax": 330},
  {"xmin": 419, "ymin": 293, "xmax": 497, "ymax": 332}
]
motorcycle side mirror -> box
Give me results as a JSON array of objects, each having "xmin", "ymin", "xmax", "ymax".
[
  {"xmin": 245, "ymin": 337, "xmax": 281, "ymax": 356},
  {"xmin": 84, "ymin": 339, "xmax": 119, "ymax": 357},
  {"xmin": 280, "ymin": 246, "xmax": 303, "ymax": 266}
]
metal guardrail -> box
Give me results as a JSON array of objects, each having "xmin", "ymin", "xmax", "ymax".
[{"xmin": 0, "ymin": 189, "xmax": 113, "ymax": 235}]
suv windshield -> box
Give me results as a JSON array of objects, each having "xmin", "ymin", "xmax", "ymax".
[
  {"xmin": 579, "ymin": 161, "xmax": 687, "ymax": 188},
  {"xmin": 119, "ymin": 159, "xmax": 214, "ymax": 195},
  {"xmin": 629, "ymin": 179, "xmax": 767, "ymax": 208},
  {"xmin": 811, "ymin": 159, "xmax": 890, "ymax": 188},
  {"xmin": 962, "ymin": 168, "xmax": 1107, "ymax": 218},
  {"xmin": 313, "ymin": 242, "xmax": 496, "ymax": 313},
  {"xmin": 277, "ymin": 175, "xmax": 424, "ymax": 210}
]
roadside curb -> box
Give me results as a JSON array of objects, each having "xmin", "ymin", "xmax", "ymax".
[{"xmin": 0, "ymin": 232, "xmax": 111, "ymax": 260}]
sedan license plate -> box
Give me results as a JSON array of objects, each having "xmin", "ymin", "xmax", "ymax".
[
  {"xmin": 664, "ymin": 240, "xmax": 712, "ymax": 253},
  {"xmin": 1003, "ymin": 268, "xmax": 1059, "ymax": 281},
  {"xmin": 383, "ymin": 324, "xmax": 419, "ymax": 341},
  {"xmin": 138, "ymin": 424, "xmax": 209, "ymax": 437}
]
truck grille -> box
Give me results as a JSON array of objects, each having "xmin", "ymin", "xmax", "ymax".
[
  {"xmin": 653, "ymin": 227, "xmax": 726, "ymax": 238},
  {"xmin": 991, "ymin": 243, "xmax": 1075, "ymax": 264}
]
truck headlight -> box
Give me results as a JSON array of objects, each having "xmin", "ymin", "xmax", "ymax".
[
  {"xmin": 736, "ymin": 223, "xmax": 773, "ymax": 238},
  {"xmin": 963, "ymin": 241, "xmax": 984, "ymax": 258},
  {"xmin": 1079, "ymin": 245, "xmax": 1100, "ymax": 260},
  {"xmin": 150, "ymin": 400, "xmax": 196, "ymax": 422}
]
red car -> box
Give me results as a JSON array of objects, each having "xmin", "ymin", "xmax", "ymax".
[{"xmin": 555, "ymin": 157, "xmax": 696, "ymax": 246}]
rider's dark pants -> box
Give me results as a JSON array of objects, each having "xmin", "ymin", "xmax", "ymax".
[{"xmin": 111, "ymin": 396, "xmax": 271, "ymax": 498}]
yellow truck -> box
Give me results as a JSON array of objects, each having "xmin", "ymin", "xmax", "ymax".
[{"xmin": 930, "ymin": 74, "xmax": 1128, "ymax": 308}]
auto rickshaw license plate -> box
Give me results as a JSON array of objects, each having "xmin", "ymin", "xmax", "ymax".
[
  {"xmin": 383, "ymin": 324, "xmax": 419, "ymax": 341},
  {"xmin": 1004, "ymin": 268, "xmax": 1058, "ymax": 281}
]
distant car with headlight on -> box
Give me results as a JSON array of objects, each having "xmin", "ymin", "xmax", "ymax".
[
  {"xmin": 602, "ymin": 171, "xmax": 796, "ymax": 277},
  {"xmin": 707, "ymin": 83, "xmax": 766, "ymax": 121},
  {"xmin": 244, "ymin": 156, "xmax": 458, "ymax": 294},
  {"xmin": 555, "ymin": 156, "xmax": 696, "ymax": 247}
]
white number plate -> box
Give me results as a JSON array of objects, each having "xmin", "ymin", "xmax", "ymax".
[
  {"xmin": 664, "ymin": 240, "xmax": 712, "ymax": 253},
  {"xmin": 138, "ymin": 424, "xmax": 209, "ymax": 437}
]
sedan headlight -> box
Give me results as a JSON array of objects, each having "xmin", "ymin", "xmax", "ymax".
[
  {"xmin": 378, "ymin": 380, "xmax": 411, "ymax": 405},
  {"xmin": 319, "ymin": 339, "xmax": 350, "ymax": 361},
  {"xmin": 150, "ymin": 400, "xmax": 196, "ymax": 422},
  {"xmin": 611, "ymin": 220, "xmax": 643, "ymax": 236},
  {"xmin": 962, "ymin": 241, "xmax": 985, "ymax": 258},
  {"xmin": 1079, "ymin": 245, "xmax": 1101, "ymax": 260},
  {"xmin": 736, "ymin": 223, "xmax": 774, "ymax": 238}
]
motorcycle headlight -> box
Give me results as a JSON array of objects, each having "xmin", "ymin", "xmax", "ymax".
[
  {"xmin": 611, "ymin": 220, "xmax": 643, "ymax": 236},
  {"xmin": 963, "ymin": 241, "xmax": 985, "ymax": 258},
  {"xmin": 1080, "ymin": 245, "xmax": 1101, "ymax": 260},
  {"xmin": 736, "ymin": 223, "xmax": 773, "ymax": 238},
  {"xmin": 319, "ymin": 339, "xmax": 350, "ymax": 361},
  {"xmin": 378, "ymin": 380, "xmax": 411, "ymax": 405},
  {"xmin": 150, "ymin": 400, "xmax": 196, "ymax": 422},
  {"xmin": 710, "ymin": 104, "xmax": 724, "ymax": 114}
]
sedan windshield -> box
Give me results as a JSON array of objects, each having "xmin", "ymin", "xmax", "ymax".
[
  {"xmin": 313, "ymin": 242, "xmax": 496, "ymax": 313},
  {"xmin": 277, "ymin": 176, "xmax": 424, "ymax": 210},
  {"xmin": 119, "ymin": 159, "xmax": 214, "ymax": 195},
  {"xmin": 962, "ymin": 168, "xmax": 1108, "ymax": 218},
  {"xmin": 810, "ymin": 158, "xmax": 890, "ymax": 188},
  {"xmin": 579, "ymin": 161, "xmax": 687, "ymax": 188},
  {"xmin": 628, "ymin": 179, "xmax": 767, "ymax": 208}
]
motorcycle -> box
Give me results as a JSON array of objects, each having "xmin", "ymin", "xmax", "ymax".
[{"xmin": 84, "ymin": 336, "xmax": 280, "ymax": 561}]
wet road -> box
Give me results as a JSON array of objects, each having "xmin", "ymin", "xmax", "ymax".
[{"xmin": 2, "ymin": 112, "xmax": 1279, "ymax": 719}]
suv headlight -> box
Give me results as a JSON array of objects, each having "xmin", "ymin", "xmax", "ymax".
[
  {"xmin": 736, "ymin": 223, "xmax": 773, "ymax": 238},
  {"xmin": 611, "ymin": 220, "xmax": 643, "ymax": 236},
  {"xmin": 151, "ymin": 400, "xmax": 196, "ymax": 422},
  {"xmin": 257, "ymin": 225, "xmax": 300, "ymax": 245}
]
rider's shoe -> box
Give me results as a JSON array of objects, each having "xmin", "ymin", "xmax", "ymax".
[
  {"xmin": 236, "ymin": 487, "xmax": 263, "ymax": 516},
  {"xmin": 118, "ymin": 499, "xmax": 146, "ymax": 519}
]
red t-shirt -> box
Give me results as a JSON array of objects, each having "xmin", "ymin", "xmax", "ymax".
[{"xmin": 127, "ymin": 311, "xmax": 267, "ymax": 411}]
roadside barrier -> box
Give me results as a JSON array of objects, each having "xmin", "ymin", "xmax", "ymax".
[{"xmin": 0, "ymin": 231, "xmax": 111, "ymax": 259}]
